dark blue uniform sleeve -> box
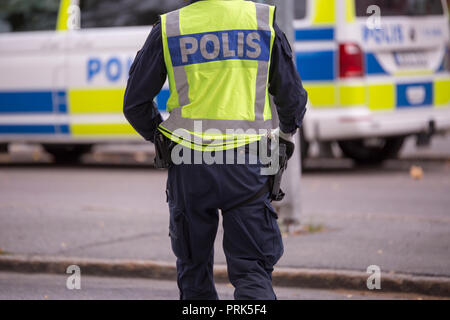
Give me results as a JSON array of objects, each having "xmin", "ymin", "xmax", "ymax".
[
  {"xmin": 123, "ymin": 22, "xmax": 166, "ymax": 143},
  {"xmin": 269, "ymin": 23, "xmax": 308, "ymax": 134}
]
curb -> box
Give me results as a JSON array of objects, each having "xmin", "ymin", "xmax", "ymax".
[{"xmin": 1, "ymin": 255, "xmax": 449, "ymax": 297}]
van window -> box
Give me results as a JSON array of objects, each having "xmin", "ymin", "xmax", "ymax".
[
  {"xmin": 355, "ymin": 0, "xmax": 444, "ymax": 17},
  {"xmin": 80, "ymin": 0, "xmax": 185, "ymax": 29},
  {"xmin": 295, "ymin": 0, "xmax": 307, "ymax": 20},
  {"xmin": 0, "ymin": 0, "xmax": 59, "ymax": 33}
]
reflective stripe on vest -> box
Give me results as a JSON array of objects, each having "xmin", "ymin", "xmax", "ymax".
[{"xmin": 159, "ymin": 1, "xmax": 275, "ymax": 150}]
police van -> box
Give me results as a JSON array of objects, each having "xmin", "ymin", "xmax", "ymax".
[
  {"xmin": 296, "ymin": 0, "xmax": 450, "ymax": 163},
  {"xmin": 0, "ymin": 0, "xmax": 449, "ymax": 163}
]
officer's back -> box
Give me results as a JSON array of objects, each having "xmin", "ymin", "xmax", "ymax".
[{"xmin": 124, "ymin": 0, "xmax": 308, "ymax": 300}]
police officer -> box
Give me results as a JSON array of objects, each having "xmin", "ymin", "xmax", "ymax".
[{"xmin": 124, "ymin": 0, "xmax": 307, "ymax": 300}]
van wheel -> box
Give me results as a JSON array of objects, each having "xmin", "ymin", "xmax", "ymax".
[
  {"xmin": 43, "ymin": 145, "xmax": 92, "ymax": 164},
  {"xmin": 338, "ymin": 137, "xmax": 405, "ymax": 165}
]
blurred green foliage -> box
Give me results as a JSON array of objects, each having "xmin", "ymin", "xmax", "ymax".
[{"xmin": 0, "ymin": 0, "xmax": 60, "ymax": 32}]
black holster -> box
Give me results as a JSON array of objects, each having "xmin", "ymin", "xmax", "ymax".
[
  {"xmin": 269, "ymin": 142, "xmax": 288, "ymax": 202},
  {"xmin": 154, "ymin": 130, "xmax": 174, "ymax": 169}
]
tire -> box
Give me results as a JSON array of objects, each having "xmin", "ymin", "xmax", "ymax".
[
  {"xmin": 43, "ymin": 145, "xmax": 92, "ymax": 164},
  {"xmin": 0, "ymin": 144, "xmax": 8, "ymax": 153},
  {"xmin": 338, "ymin": 137, "xmax": 405, "ymax": 165}
]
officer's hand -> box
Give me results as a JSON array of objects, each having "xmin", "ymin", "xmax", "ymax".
[{"xmin": 272, "ymin": 128, "xmax": 296, "ymax": 160}]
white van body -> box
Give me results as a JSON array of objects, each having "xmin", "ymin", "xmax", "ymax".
[
  {"xmin": 296, "ymin": 0, "xmax": 450, "ymax": 162},
  {"xmin": 0, "ymin": 0, "xmax": 449, "ymax": 163}
]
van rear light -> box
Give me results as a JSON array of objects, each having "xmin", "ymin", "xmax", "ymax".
[{"xmin": 339, "ymin": 43, "xmax": 364, "ymax": 78}]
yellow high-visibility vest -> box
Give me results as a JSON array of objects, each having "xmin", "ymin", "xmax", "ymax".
[{"xmin": 159, "ymin": 0, "xmax": 276, "ymax": 151}]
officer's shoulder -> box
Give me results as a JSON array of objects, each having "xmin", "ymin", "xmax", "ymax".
[
  {"xmin": 153, "ymin": 17, "xmax": 162, "ymax": 28},
  {"xmin": 139, "ymin": 18, "xmax": 162, "ymax": 53},
  {"xmin": 149, "ymin": 17, "xmax": 162, "ymax": 40},
  {"xmin": 274, "ymin": 23, "xmax": 293, "ymax": 59}
]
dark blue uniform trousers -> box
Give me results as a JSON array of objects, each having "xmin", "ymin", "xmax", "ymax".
[{"xmin": 166, "ymin": 148, "xmax": 284, "ymax": 300}]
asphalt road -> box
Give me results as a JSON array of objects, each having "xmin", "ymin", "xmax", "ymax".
[
  {"xmin": 0, "ymin": 135, "xmax": 449, "ymax": 281},
  {"xmin": 0, "ymin": 272, "xmax": 437, "ymax": 300},
  {"xmin": 0, "ymin": 159, "xmax": 449, "ymax": 278}
]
